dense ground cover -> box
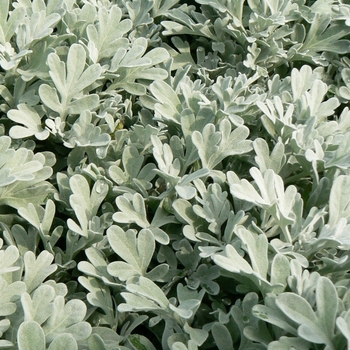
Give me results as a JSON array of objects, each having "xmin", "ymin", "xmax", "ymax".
[{"xmin": 1, "ymin": 0, "xmax": 350, "ymax": 348}]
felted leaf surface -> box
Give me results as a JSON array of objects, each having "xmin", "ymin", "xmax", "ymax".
[
  {"xmin": 301, "ymin": 13, "xmax": 350, "ymax": 55},
  {"xmin": 39, "ymin": 43, "xmax": 101, "ymax": 118},
  {"xmin": 8, "ymin": 104, "xmax": 49, "ymax": 140},
  {"xmin": 107, "ymin": 226, "xmax": 154, "ymax": 279},
  {"xmin": 113, "ymin": 193, "xmax": 149, "ymax": 228},
  {"xmin": 22, "ymin": 250, "xmax": 57, "ymax": 293},
  {"xmin": 47, "ymin": 334, "xmax": 78, "ymax": 350},
  {"xmin": 192, "ymin": 119, "xmax": 252, "ymax": 169},
  {"xmin": 86, "ymin": 5, "xmax": 132, "ymax": 62},
  {"xmin": 42, "ymin": 297, "xmax": 92, "ymax": 342},
  {"xmin": 276, "ymin": 277, "xmax": 338, "ymax": 347},
  {"xmin": 17, "ymin": 321, "xmax": 45, "ymax": 350},
  {"xmin": 0, "ymin": 0, "xmax": 25, "ymax": 45}
]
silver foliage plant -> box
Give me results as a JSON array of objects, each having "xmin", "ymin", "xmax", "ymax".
[{"xmin": 1, "ymin": 0, "xmax": 350, "ymax": 348}]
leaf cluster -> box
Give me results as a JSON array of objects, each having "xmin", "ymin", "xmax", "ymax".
[{"xmin": 2, "ymin": 0, "xmax": 350, "ymax": 349}]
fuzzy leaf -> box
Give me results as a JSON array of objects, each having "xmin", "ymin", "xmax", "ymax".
[
  {"xmin": 192, "ymin": 119, "xmax": 252, "ymax": 169},
  {"xmin": 211, "ymin": 323, "xmax": 233, "ymax": 350},
  {"xmin": 23, "ymin": 251, "xmax": 57, "ymax": 293},
  {"xmin": 17, "ymin": 321, "xmax": 45, "ymax": 350},
  {"xmin": 48, "ymin": 334, "xmax": 78, "ymax": 350},
  {"xmin": 42, "ymin": 297, "xmax": 92, "ymax": 342},
  {"xmin": 328, "ymin": 175, "xmax": 350, "ymax": 226},
  {"xmin": 0, "ymin": 0, "xmax": 25, "ymax": 45},
  {"xmin": 107, "ymin": 226, "xmax": 154, "ymax": 279},
  {"xmin": 8, "ymin": 104, "xmax": 49, "ymax": 140},
  {"xmin": 86, "ymin": 5, "xmax": 132, "ymax": 61},
  {"xmin": 39, "ymin": 43, "xmax": 101, "ymax": 118},
  {"xmin": 276, "ymin": 277, "xmax": 338, "ymax": 347}
]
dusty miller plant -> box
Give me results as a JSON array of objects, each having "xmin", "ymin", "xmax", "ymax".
[{"xmin": 1, "ymin": 0, "xmax": 350, "ymax": 348}]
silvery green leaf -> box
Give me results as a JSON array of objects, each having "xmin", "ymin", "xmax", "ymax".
[
  {"xmin": 193, "ymin": 180, "xmax": 230, "ymax": 235},
  {"xmin": 107, "ymin": 38, "xmax": 169, "ymax": 94},
  {"xmin": 338, "ymin": 68, "xmax": 350, "ymax": 100},
  {"xmin": 253, "ymin": 138, "xmax": 285, "ymax": 174},
  {"xmin": 213, "ymin": 243, "xmax": 253, "ymax": 275},
  {"xmin": 17, "ymin": 41, "xmax": 54, "ymax": 81},
  {"xmin": 228, "ymin": 167, "xmax": 298, "ymax": 243},
  {"xmin": 78, "ymin": 276, "xmax": 115, "ymax": 327},
  {"xmin": 39, "ymin": 43, "xmax": 101, "ymax": 119},
  {"xmin": 192, "ymin": 119, "xmax": 252, "ymax": 169},
  {"xmin": 212, "ymin": 229, "xmax": 283, "ymax": 295},
  {"xmin": 175, "ymin": 239, "xmax": 200, "ymax": 271},
  {"xmin": 186, "ymin": 264, "xmax": 220, "ymax": 295},
  {"xmin": 89, "ymin": 327, "xmax": 121, "ymax": 349},
  {"xmin": 107, "ymin": 226, "xmax": 154, "ymax": 280},
  {"xmin": 113, "ymin": 193, "xmax": 149, "ymax": 228},
  {"xmin": 299, "ymin": 13, "xmax": 350, "ymax": 56},
  {"xmin": 151, "ymin": 0, "xmax": 179, "ymax": 16},
  {"xmin": 287, "ymin": 261, "xmax": 320, "ymax": 302},
  {"xmin": 0, "ymin": 243, "xmax": 20, "ymax": 276},
  {"xmin": 328, "ymin": 175, "xmax": 350, "ymax": 226},
  {"xmin": 67, "ymin": 175, "xmax": 108, "ymax": 237},
  {"xmin": 145, "ymin": 263, "xmax": 169, "ymax": 282},
  {"xmin": 162, "ymin": 8, "xmax": 217, "ymax": 40},
  {"xmin": 336, "ymin": 310, "xmax": 350, "ymax": 348},
  {"xmin": 125, "ymin": 0, "xmax": 153, "ymax": 26},
  {"xmin": 268, "ymin": 336, "xmax": 311, "ymax": 350},
  {"xmin": 175, "ymin": 168, "xmax": 210, "ymax": 200},
  {"xmin": 162, "ymin": 38, "xmax": 197, "ymax": 71},
  {"xmin": 23, "ymin": 250, "xmax": 57, "ymax": 293},
  {"xmin": 318, "ymin": 218, "xmax": 350, "ymax": 250},
  {"xmin": 63, "ymin": 110, "xmax": 111, "ymax": 149},
  {"xmin": 171, "ymin": 340, "xmax": 198, "ymax": 350},
  {"xmin": 16, "ymin": 10, "xmax": 61, "ymax": 50},
  {"xmin": 17, "ymin": 321, "xmax": 45, "ymax": 350},
  {"xmin": 118, "ymin": 277, "xmax": 169, "ymax": 312},
  {"xmin": 42, "ymin": 297, "xmax": 92, "ymax": 342},
  {"xmin": 86, "ymin": 5, "xmax": 132, "ymax": 62},
  {"xmin": 18, "ymin": 199, "xmax": 55, "ymax": 236},
  {"xmin": 183, "ymin": 323, "xmax": 208, "ymax": 346},
  {"xmin": 47, "ymin": 334, "xmax": 77, "ymax": 350},
  {"xmin": 175, "ymin": 184, "xmax": 196, "ymax": 200},
  {"xmin": 108, "ymin": 146, "xmax": 156, "ymax": 195},
  {"xmin": 0, "ymin": 0, "xmax": 25, "ymax": 45},
  {"xmin": 257, "ymin": 97, "xmax": 295, "ymax": 141},
  {"xmin": 0, "ymin": 42, "xmax": 29, "ymax": 70},
  {"xmin": 2, "ymin": 224, "xmax": 37, "ymax": 256},
  {"xmin": 253, "ymin": 294, "xmax": 298, "ymax": 337},
  {"xmin": 325, "ymin": 132, "xmax": 350, "ymax": 170},
  {"xmin": 8, "ymin": 104, "xmax": 49, "ymax": 140},
  {"xmin": 127, "ymin": 276, "xmax": 169, "ymax": 310},
  {"xmin": 228, "ymin": 293, "xmax": 270, "ymax": 348},
  {"xmin": 304, "ymin": 79, "xmax": 339, "ymax": 119},
  {"xmin": 236, "ymin": 226, "xmax": 268, "ymax": 279},
  {"xmin": 0, "ymin": 138, "xmax": 41, "ymax": 185},
  {"xmin": 270, "ymin": 253, "xmax": 290, "ymax": 294},
  {"xmin": 276, "ymin": 277, "xmax": 338, "ymax": 347},
  {"xmin": 291, "ymin": 65, "xmax": 318, "ymax": 102},
  {"xmin": 149, "ymin": 80, "xmax": 182, "ymax": 124},
  {"xmin": 87, "ymin": 333, "xmax": 107, "ymax": 350},
  {"xmin": 0, "ymin": 318, "xmax": 10, "ymax": 337},
  {"xmin": 122, "ymin": 145, "xmax": 145, "ymax": 179},
  {"xmin": 0, "ymin": 278, "xmax": 26, "ymax": 316},
  {"xmin": 151, "ymin": 134, "xmax": 181, "ymax": 180},
  {"xmin": 21, "ymin": 285, "xmax": 55, "ymax": 324},
  {"xmin": 0, "ymin": 145, "xmax": 54, "ymax": 209},
  {"xmin": 172, "ymin": 198, "xmax": 205, "ymax": 242},
  {"xmin": 211, "ymin": 323, "xmax": 233, "ymax": 350},
  {"xmin": 77, "ymin": 247, "xmax": 115, "ymax": 286}
]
